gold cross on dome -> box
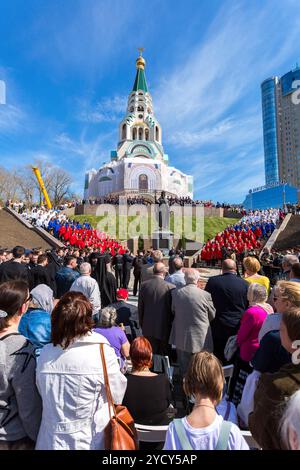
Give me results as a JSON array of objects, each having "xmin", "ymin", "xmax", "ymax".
[{"xmin": 138, "ymin": 47, "xmax": 144, "ymax": 56}]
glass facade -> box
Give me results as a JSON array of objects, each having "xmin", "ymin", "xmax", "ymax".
[
  {"xmin": 281, "ymin": 68, "xmax": 300, "ymax": 96},
  {"xmin": 261, "ymin": 78, "xmax": 279, "ymax": 185},
  {"xmin": 243, "ymin": 184, "xmax": 298, "ymax": 210}
]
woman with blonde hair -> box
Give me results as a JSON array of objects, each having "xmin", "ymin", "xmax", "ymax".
[
  {"xmin": 163, "ymin": 352, "xmax": 248, "ymax": 450},
  {"xmin": 243, "ymin": 257, "xmax": 270, "ymax": 294},
  {"xmin": 259, "ymin": 281, "xmax": 300, "ymax": 341}
]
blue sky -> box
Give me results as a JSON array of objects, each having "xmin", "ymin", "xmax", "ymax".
[{"xmin": 0, "ymin": 0, "xmax": 299, "ymax": 203}]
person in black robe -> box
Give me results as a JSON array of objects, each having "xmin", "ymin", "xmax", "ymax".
[
  {"xmin": 94, "ymin": 255, "xmax": 117, "ymax": 308},
  {"xmin": 46, "ymin": 250, "xmax": 62, "ymax": 298}
]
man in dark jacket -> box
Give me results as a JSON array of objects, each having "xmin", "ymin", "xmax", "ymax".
[
  {"xmin": 32, "ymin": 254, "xmax": 51, "ymax": 289},
  {"xmin": 132, "ymin": 252, "xmax": 145, "ymax": 296},
  {"xmin": 138, "ymin": 262, "xmax": 175, "ymax": 355},
  {"xmin": 205, "ymin": 259, "xmax": 248, "ymax": 363},
  {"xmin": 249, "ymin": 307, "xmax": 300, "ymax": 449},
  {"xmin": 55, "ymin": 255, "xmax": 80, "ymax": 298},
  {"xmin": 112, "ymin": 249, "xmax": 124, "ymax": 288},
  {"xmin": 0, "ymin": 246, "xmax": 30, "ymax": 285},
  {"xmin": 122, "ymin": 249, "xmax": 134, "ymax": 289}
]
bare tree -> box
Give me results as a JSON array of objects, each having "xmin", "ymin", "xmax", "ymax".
[
  {"xmin": 0, "ymin": 167, "xmax": 20, "ymax": 203},
  {"xmin": 48, "ymin": 167, "xmax": 73, "ymax": 206},
  {"xmin": 0, "ymin": 160, "xmax": 73, "ymax": 208},
  {"xmin": 16, "ymin": 170, "xmax": 34, "ymax": 206}
]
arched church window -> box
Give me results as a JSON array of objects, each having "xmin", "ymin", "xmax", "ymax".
[
  {"xmin": 139, "ymin": 174, "xmax": 148, "ymax": 191},
  {"xmin": 122, "ymin": 124, "xmax": 126, "ymax": 140},
  {"xmin": 132, "ymin": 128, "xmax": 137, "ymax": 140},
  {"xmin": 155, "ymin": 126, "xmax": 159, "ymax": 141},
  {"xmin": 145, "ymin": 129, "xmax": 149, "ymax": 141},
  {"xmin": 138, "ymin": 128, "xmax": 143, "ymax": 140}
]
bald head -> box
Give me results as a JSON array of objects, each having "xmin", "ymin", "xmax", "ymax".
[
  {"xmin": 222, "ymin": 259, "xmax": 237, "ymax": 273},
  {"xmin": 153, "ymin": 262, "xmax": 167, "ymax": 277}
]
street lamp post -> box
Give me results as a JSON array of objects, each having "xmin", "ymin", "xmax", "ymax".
[{"xmin": 282, "ymin": 181, "xmax": 286, "ymax": 211}]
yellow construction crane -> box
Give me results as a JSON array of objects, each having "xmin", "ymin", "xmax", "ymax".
[{"xmin": 32, "ymin": 166, "xmax": 52, "ymax": 209}]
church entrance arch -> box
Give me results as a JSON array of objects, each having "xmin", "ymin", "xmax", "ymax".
[{"xmin": 139, "ymin": 174, "xmax": 148, "ymax": 191}]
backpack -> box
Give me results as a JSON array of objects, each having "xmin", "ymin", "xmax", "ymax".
[{"xmin": 173, "ymin": 418, "xmax": 232, "ymax": 450}]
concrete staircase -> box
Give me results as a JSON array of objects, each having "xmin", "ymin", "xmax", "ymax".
[
  {"xmin": 0, "ymin": 208, "xmax": 61, "ymax": 250},
  {"xmin": 273, "ymin": 215, "xmax": 300, "ymax": 251}
]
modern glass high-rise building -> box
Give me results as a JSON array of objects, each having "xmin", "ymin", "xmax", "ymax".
[{"xmin": 261, "ymin": 67, "xmax": 300, "ymax": 188}]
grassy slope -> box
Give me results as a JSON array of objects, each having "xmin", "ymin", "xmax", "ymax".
[
  {"xmin": 204, "ymin": 217, "xmax": 240, "ymax": 242},
  {"xmin": 72, "ymin": 214, "xmax": 241, "ymax": 242}
]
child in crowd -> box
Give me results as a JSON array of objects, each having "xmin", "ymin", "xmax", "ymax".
[{"xmin": 163, "ymin": 352, "xmax": 249, "ymax": 450}]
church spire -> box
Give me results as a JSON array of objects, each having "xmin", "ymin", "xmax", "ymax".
[{"xmin": 132, "ymin": 48, "xmax": 148, "ymax": 93}]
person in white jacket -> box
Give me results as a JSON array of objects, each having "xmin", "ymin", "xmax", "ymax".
[
  {"xmin": 35, "ymin": 291, "xmax": 127, "ymax": 450},
  {"xmin": 70, "ymin": 262, "xmax": 101, "ymax": 321}
]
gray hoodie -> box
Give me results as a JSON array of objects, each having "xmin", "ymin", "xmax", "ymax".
[{"xmin": 0, "ymin": 333, "xmax": 42, "ymax": 442}]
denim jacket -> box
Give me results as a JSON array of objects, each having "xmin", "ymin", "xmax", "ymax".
[
  {"xmin": 19, "ymin": 308, "xmax": 51, "ymax": 357},
  {"xmin": 55, "ymin": 267, "xmax": 80, "ymax": 298}
]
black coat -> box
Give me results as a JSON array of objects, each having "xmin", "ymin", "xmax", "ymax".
[
  {"xmin": 0, "ymin": 260, "xmax": 30, "ymax": 285},
  {"xmin": 123, "ymin": 253, "xmax": 134, "ymax": 272},
  {"xmin": 138, "ymin": 276, "xmax": 175, "ymax": 342},
  {"xmin": 205, "ymin": 272, "xmax": 248, "ymax": 329},
  {"xmin": 32, "ymin": 265, "xmax": 52, "ymax": 289}
]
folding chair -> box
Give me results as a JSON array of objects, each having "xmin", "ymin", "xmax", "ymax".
[
  {"xmin": 222, "ymin": 364, "xmax": 234, "ymax": 398},
  {"xmin": 152, "ymin": 354, "xmax": 176, "ymax": 406},
  {"xmin": 135, "ymin": 423, "xmax": 169, "ymax": 443}
]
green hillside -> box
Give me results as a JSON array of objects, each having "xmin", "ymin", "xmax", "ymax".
[
  {"xmin": 204, "ymin": 217, "xmax": 240, "ymax": 242},
  {"xmin": 72, "ymin": 214, "xmax": 241, "ymax": 243}
]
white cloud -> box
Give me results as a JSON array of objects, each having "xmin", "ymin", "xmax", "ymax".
[
  {"xmin": 76, "ymin": 95, "xmax": 127, "ymax": 123},
  {"xmin": 53, "ymin": 129, "xmax": 116, "ymax": 171},
  {"xmin": 0, "ymin": 104, "xmax": 27, "ymax": 133},
  {"xmin": 149, "ymin": 1, "xmax": 300, "ymax": 202}
]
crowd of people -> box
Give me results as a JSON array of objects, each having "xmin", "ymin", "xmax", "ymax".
[
  {"xmin": 19, "ymin": 206, "xmax": 126, "ymax": 255},
  {"xmin": 200, "ymin": 209, "xmax": 284, "ymax": 265},
  {"xmin": 26, "ymin": 196, "xmax": 245, "ymax": 210},
  {"xmin": 1, "ymin": 202, "xmax": 300, "ymax": 451}
]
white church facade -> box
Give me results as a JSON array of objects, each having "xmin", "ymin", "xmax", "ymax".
[{"xmin": 84, "ymin": 52, "xmax": 193, "ymax": 200}]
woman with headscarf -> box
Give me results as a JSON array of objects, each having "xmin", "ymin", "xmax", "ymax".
[
  {"xmin": 94, "ymin": 254, "xmax": 117, "ymax": 308},
  {"xmin": 19, "ymin": 284, "xmax": 53, "ymax": 356}
]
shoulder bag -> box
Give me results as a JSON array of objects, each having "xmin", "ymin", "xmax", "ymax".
[{"xmin": 100, "ymin": 343, "xmax": 139, "ymax": 450}]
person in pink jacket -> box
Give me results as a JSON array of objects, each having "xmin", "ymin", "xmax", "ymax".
[
  {"xmin": 229, "ymin": 283, "xmax": 273, "ymax": 406},
  {"xmin": 237, "ymin": 283, "xmax": 273, "ymax": 362}
]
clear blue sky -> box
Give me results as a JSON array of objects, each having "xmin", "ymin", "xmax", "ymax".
[{"xmin": 0, "ymin": 0, "xmax": 299, "ymax": 203}]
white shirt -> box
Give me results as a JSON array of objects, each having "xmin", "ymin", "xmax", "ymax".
[
  {"xmin": 70, "ymin": 275, "xmax": 101, "ymax": 315},
  {"xmin": 163, "ymin": 415, "xmax": 249, "ymax": 450}
]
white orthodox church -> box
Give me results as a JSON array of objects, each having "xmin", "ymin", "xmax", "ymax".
[{"xmin": 84, "ymin": 52, "xmax": 193, "ymax": 200}]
